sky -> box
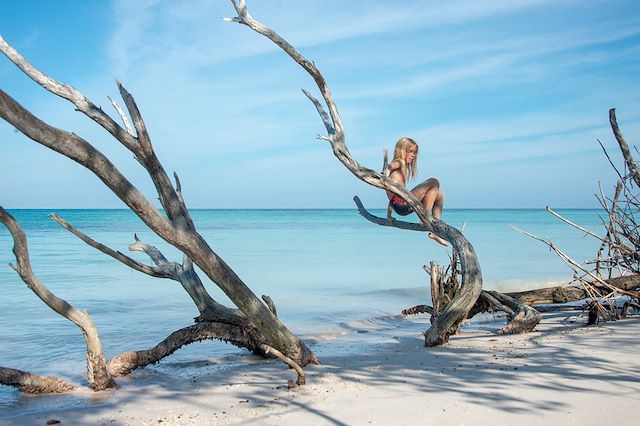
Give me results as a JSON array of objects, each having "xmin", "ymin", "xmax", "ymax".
[{"xmin": 1, "ymin": 0, "xmax": 639, "ymax": 209}]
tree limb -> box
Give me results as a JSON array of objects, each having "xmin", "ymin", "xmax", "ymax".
[{"xmin": 609, "ymin": 108, "xmax": 640, "ymax": 188}]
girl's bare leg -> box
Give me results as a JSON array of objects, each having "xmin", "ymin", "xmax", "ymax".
[
  {"xmin": 428, "ymin": 189, "xmax": 447, "ymax": 246},
  {"xmin": 411, "ymin": 178, "xmax": 448, "ymax": 246},
  {"xmin": 433, "ymin": 190, "xmax": 445, "ymax": 219}
]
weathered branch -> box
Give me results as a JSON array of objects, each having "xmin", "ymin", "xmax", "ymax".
[
  {"xmin": 0, "ymin": 367, "xmax": 75, "ymax": 394},
  {"xmin": 229, "ymin": 3, "xmax": 483, "ymax": 346},
  {"xmin": 609, "ymin": 108, "xmax": 640, "ymax": 188},
  {"xmin": 0, "ymin": 207, "xmax": 116, "ymax": 391},
  {"xmin": 108, "ymin": 96, "xmax": 134, "ymax": 136},
  {"xmin": 50, "ymin": 213, "xmax": 171, "ymax": 279},
  {"xmin": 482, "ymin": 291, "xmax": 541, "ymax": 334},
  {"xmin": 50, "ymin": 213, "xmax": 249, "ymax": 326},
  {"xmin": 0, "ymin": 36, "xmax": 140, "ymax": 155}
]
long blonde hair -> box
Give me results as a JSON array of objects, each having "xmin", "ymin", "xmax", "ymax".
[{"xmin": 392, "ymin": 136, "xmax": 418, "ymax": 181}]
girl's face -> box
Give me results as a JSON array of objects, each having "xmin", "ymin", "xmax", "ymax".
[{"xmin": 405, "ymin": 144, "xmax": 417, "ymax": 164}]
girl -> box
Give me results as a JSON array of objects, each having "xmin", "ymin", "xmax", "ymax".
[{"xmin": 385, "ymin": 136, "xmax": 447, "ymax": 246}]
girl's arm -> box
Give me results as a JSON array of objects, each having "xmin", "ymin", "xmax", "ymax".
[{"xmin": 385, "ymin": 159, "xmax": 402, "ymax": 177}]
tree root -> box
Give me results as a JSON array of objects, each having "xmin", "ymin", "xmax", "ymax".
[{"xmin": 107, "ymin": 321, "xmax": 268, "ymax": 377}]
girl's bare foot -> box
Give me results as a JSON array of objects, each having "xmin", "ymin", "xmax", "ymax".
[{"xmin": 428, "ymin": 232, "xmax": 448, "ymax": 246}]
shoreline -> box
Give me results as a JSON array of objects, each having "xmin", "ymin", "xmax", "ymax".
[{"xmin": 2, "ymin": 313, "xmax": 639, "ymax": 425}]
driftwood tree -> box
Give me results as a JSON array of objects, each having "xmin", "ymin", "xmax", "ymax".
[
  {"xmin": 227, "ymin": 1, "xmax": 639, "ymax": 336},
  {"xmin": 0, "ymin": 26, "xmax": 317, "ymax": 393},
  {"xmin": 226, "ymin": 0, "xmax": 483, "ymax": 346}
]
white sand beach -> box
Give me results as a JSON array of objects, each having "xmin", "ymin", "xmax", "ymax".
[{"xmin": 3, "ymin": 313, "xmax": 639, "ymax": 426}]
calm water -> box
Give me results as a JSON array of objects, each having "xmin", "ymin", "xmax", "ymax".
[{"xmin": 0, "ymin": 208, "xmax": 605, "ymax": 412}]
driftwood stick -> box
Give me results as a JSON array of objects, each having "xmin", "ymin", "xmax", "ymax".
[
  {"xmin": 262, "ymin": 295, "xmax": 278, "ymax": 317},
  {"xmin": 430, "ymin": 262, "xmax": 445, "ymax": 321},
  {"xmin": 354, "ymin": 196, "xmax": 426, "ymax": 232},
  {"xmin": 0, "ymin": 207, "xmax": 116, "ymax": 390},
  {"xmin": 260, "ymin": 344, "xmax": 305, "ymax": 387},
  {"xmin": 382, "ymin": 148, "xmax": 388, "ymax": 173},
  {"xmin": 107, "ymin": 96, "xmax": 134, "ymax": 136},
  {"xmin": 597, "ymin": 139, "xmax": 624, "ymax": 180},
  {"xmin": 402, "ymin": 305, "xmax": 435, "ymax": 316},
  {"xmin": 545, "ymin": 206, "xmax": 605, "ymax": 242}
]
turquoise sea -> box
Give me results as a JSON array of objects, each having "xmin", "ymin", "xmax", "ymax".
[{"xmin": 0, "ymin": 208, "xmax": 605, "ymax": 412}]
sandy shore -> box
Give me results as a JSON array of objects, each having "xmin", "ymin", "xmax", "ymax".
[{"xmin": 2, "ymin": 313, "xmax": 639, "ymax": 425}]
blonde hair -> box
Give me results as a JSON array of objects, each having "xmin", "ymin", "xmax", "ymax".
[{"xmin": 392, "ymin": 136, "xmax": 418, "ymax": 181}]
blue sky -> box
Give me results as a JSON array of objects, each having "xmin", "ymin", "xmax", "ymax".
[{"xmin": 1, "ymin": 0, "xmax": 639, "ymax": 208}]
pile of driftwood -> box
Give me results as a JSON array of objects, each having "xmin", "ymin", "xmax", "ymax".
[{"xmin": 398, "ymin": 108, "xmax": 640, "ymax": 330}]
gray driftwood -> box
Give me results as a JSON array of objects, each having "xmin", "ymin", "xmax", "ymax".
[
  {"xmin": 48, "ymin": 213, "xmax": 305, "ymax": 376},
  {"xmin": 0, "ymin": 207, "xmax": 117, "ymax": 392},
  {"xmin": 228, "ymin": 0, "xmax": 483, "ymax": 347},
  {"xmin": 0, "ymin": 36, "xmax": 316, "ymax": 366}
]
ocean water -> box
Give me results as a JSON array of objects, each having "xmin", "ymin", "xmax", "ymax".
[{"xmin": 0, "ymin": 208, "xmax": 606, "ymax": 412}]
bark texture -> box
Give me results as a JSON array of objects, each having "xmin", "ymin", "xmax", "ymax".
[
  {"xmin": 107, "ymin": 322, "xmax": 267, "ymax": 377},
  {"xmin": 0, "ymin": 367, "xmax": 75, "ymax": 394}
]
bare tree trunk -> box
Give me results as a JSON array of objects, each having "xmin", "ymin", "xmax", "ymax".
[
  {"xmin": 227, "ymin": 3, "xmax": 483, "ymax": 346},
  {"xmin": 0, "ymin": 207, "xmax": 117, "ymax": 391}
]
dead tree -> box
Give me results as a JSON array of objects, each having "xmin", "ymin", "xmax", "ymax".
[
  {"xmin": 0, "ymin": 36, "xmax": 317, "ymax": 367},
  {"xmin": 0, "ymin": 207, "xmax": 116, "ymax": 392},
  {"xmin": 226, "ymin": 0, "xmax": 482, "ymax": 347}
]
